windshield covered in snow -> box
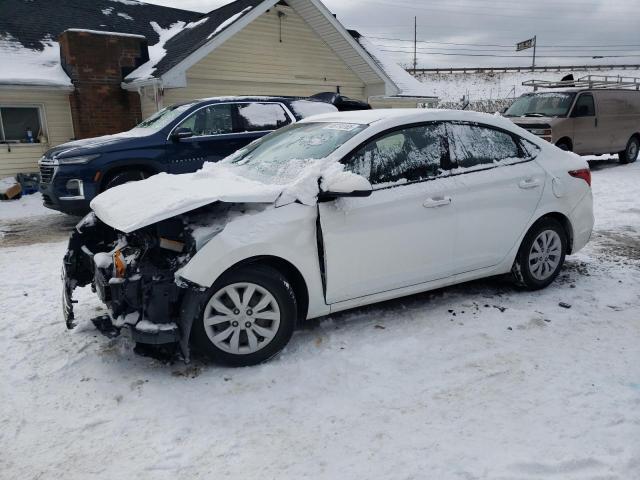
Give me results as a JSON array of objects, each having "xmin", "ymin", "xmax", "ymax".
[
  {"xmin": 135, "ymin": 103, "xmax": 195, "ymax": 131},
  {"xmin": 504, "ymin": 92, "xmax": 576, "ymax": 118},
  {"xmin": 225, "ymin": 122, "xmax": 367, "ymax": 184}
]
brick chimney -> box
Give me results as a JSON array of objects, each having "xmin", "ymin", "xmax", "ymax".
[{"xmin": 59, "ymin": 30, "xmax": 149, "ymax": 139}]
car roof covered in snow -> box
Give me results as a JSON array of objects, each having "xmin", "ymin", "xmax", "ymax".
[{"xmin": 299, "ymin": 108, "xmax": 522, "ymax": 130}]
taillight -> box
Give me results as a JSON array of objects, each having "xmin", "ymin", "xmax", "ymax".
[{"xmin": 569, "ymin": 168, "xmax": 591, "ymax": 187}]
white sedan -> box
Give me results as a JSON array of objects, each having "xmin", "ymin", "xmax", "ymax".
[{"xmin": 63, "ymin": 109, "xmax": 594, "ymax": 366}]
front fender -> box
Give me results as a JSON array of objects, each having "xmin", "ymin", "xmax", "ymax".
[{"xmin": 176, "ymin": 203, "xmax": 329, "ymax": 319}]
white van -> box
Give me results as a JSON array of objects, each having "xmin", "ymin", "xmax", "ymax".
[{"xmin": 504, "ymin": 76, "xmax": 640, "ymax": 163}]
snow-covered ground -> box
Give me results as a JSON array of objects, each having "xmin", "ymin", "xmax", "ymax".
[{"xmin": 1, "ymin": 159, "xmax": 639, "ymax": 479}]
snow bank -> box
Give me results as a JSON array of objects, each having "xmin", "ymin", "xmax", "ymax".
[
  {"xmin": 417, "ymin": 68, "xmax": 640, "ymax": 103},
  {"xmin": 0, "ymin": 37, "xmax": 72, "ymax": 88}
]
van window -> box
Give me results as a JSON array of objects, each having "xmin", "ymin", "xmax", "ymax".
[{"xmin": 572, "ymin": 94, "xmax": 595, "ymax": 117}]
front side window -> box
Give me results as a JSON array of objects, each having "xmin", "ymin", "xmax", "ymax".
[
  {"xmin": 448, "ymin": 124, "xmax": 520, "ymax": 169},
  {"xmin": 237, "ymin": 103, "xmax": 291, "ymax": 132},
  {"xmin": 572, "ymin": 94, "xmax": 595, "ymax": 117},
  {"xmin": 346, "ymin": 123, "xmax": 447, "ymax": 186},
  {"xmin": 177, "ymin": 104, "xmax": 235, "ymax": 136},
  {"xmin": 0, "ymin": 106, "xmax": 43, "ymax": 143}
]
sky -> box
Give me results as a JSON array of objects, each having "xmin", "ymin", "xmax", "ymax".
[{"xmin": 144, "ymin": 0, "xmax": 640, "ymax": 70}]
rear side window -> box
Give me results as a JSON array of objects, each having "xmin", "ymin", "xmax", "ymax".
[
  {"xmin": 346, "ymin": 123, "xmax": 447, "ymax": 186},
  {"xmin": 237, "ymin": 103, "xmax": 291, "ymax": 132},
  {"xmin": 447, "ymin": 124, "xmax": 520, "ymax": 168},
  {"xmin": 177, "ymin": 104, "xmax": 235, "ymax": 136},
  {"xmin": 572, "ymin": 94, "xmax": 595, "ymax": 117}
]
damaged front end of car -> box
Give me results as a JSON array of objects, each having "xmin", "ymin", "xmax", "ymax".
[{"xmin": 62, "ymin": 205, "xmax": 236, "ymax": 359}]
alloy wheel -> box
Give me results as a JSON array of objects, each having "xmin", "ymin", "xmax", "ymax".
[
  {"xmin": 203, "ymin": 282, "xmax": 281, "ymax": 355},
  {"xmin": 528, "ymin": 230, "xmax": 562, "ymax": 281}
]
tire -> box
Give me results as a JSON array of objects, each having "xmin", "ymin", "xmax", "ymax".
[
  {"xmin": 189, "ymin": 265, "xmax": 297, "ymax": 367},
  {"xmin": 512, "ymin": 218, "xmax": 567, "ymax": 290},
  {"xmin": 102, "ymin": 169, "xmax": 148, "ymax": 191},
  {"xmin": 618, "ymin": 136, "xmax": 639, "ymax": 164},
  {"xmin": 556, "ymin": 140, "xmax": 571, "ymax": 152}
]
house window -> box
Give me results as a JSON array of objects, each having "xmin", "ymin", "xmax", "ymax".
[{"xmin": 0, "ymin": 106, "xmax": 44, "ymax": 143}]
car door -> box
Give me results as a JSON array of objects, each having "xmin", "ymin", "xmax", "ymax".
[
  {"xmin": 570, "ymin": 92, "xmax": 600, "ymax": 154},
  {"xmin": 318, "ymin": 123, "xmax": 457, "ymax": 304},
  {"xmin": 445, "ymin": 122, "xmax": 546, "ymax": 273}
]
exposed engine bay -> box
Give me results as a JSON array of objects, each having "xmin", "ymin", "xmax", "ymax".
[{"xmin": 62, "ymin": 203, "xmax": 254, "ymax": 357}]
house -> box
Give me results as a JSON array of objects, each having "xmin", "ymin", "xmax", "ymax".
[{"xmin": 0, "ymin": 0, "xmax": 437, "ymax": 177}]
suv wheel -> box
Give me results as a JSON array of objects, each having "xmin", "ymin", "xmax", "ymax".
[
  {"xmin": 190, "ymin": 265, "xmax": 297, "ymax": 367},
  {"xmin": 619, "ymin": 136, "xmax": 639, "ymax": 164},
  {"xmin": 512, "ymin": 218, "xmax": 567, "ymax": 290},
  {"xmin": 103, "ymin": 169, "xmax": 148, "ymax": 191}
]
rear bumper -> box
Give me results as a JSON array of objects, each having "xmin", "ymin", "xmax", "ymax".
[{"xmin": 568, "ymin": 191, "xmax": 594, "ymax": 254}]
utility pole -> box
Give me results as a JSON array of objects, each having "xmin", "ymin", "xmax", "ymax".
[
  {"xmin": 413, "ymin": 16, "xmax": 417, "ymax": 73},
  {"xmin": 532, "ymin": 35, "xmax": 537, "ymax": 71}
]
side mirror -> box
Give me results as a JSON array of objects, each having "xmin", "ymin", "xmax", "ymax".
[
  {"xmin": 318, "ymin": 171, "xmax": 373, "ymax": 200},
  {"xmin": 171, "ymin": 127, "xmax": 193, "ymax": 141}
]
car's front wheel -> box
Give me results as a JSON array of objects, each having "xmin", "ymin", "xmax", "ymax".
[
  {"xmin": 189, "ymin": 265, "xmax": 297, "ymax": 366},
  {"xmin": 512, "ymin": 218, "xmax": 567, "ymax": 290}
]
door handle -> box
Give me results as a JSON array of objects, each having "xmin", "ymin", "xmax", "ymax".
[
  {"xmin": 423, "ymin": 196, "xmax": 452, "ymax": 208},
  {"xmin": 518, "ymin": 178, "xmax": 541, "ymax": 189}
]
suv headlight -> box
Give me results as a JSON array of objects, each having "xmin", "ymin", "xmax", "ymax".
[{"xmin": 58, "ymin": 154, "xmax": 100, "ymax": 165}]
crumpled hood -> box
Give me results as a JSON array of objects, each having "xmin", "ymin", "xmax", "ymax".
[
  {"xmin": 91, "ymin": 166, "xmax": 285, "ymax": 233},
  {"xmin": 91, "ymin": 158, "xmax": 366, "ymax": 233}
]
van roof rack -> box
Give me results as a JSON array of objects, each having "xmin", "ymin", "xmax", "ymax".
[{"xmin": 523, "ymin": 75, "xmax": 640, "ymax": 91}]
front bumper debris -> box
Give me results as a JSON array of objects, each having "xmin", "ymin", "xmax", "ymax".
[{"xmin": 62, "ymin": 213, "xmax": 193, "ymax": 349}]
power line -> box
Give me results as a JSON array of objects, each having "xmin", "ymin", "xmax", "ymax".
[
  {"xmin": 379, "ymin": 48, "xmax": 640, "ymax": 59},
  {"xmin": 366, "ymin": 35, "xmax": 640, "ymax": 49},
  {"xmin": 371, "ymin": 42, "xmax": 640, "ymax": 54}
]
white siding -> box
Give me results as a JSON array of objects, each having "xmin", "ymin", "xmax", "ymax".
[
  {"xmin": 0, "ymin": 88, "xmax": 74, "ymax": 176},
  {"xmin": 161, "ymin": 6, "xmax": 366, "ymax": 108}
]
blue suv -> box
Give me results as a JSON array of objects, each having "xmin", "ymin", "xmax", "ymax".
[{"xmin": 39, "ymin": 96, "xmax": 343, "ymax": 215}]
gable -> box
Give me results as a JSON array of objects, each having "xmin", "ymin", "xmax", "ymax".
[{"xmin": 185, "ymin": 5, "xmax": 365, "ymax": 94}]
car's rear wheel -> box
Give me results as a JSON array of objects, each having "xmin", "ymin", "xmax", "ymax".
[
  {"xmin": 102, "ymin": 169, "xmax": 149, "ymax": 191},
  {"xmin": 618, "ymin": 136, "xmax": 639, "ymax": 164},
  {"xmin": 512, "ymin": 218, "xmax": 567, "ymax": 290},
  {"xmin": 190, "ymin": 265, "xmax": 297, "ymax": 367},
  {"xmin": 556, "ymin": 140, "xmax": 571, "ymax": 152}
]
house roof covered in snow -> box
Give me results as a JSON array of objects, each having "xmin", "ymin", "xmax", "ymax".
[
  {"xmin": 126, "ymin": 0, "xmax": 264, "ymax": 83},
  {"xmin": 0, "ymin": 0, "xmax": 199, "ymax": 88},
  {"xmin": 348, "ymin": 30, "xmax": 436, "ymax": 99}
]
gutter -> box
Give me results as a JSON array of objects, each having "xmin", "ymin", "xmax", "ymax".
[{"xmin": 0, "ymin": 83, "xmax": 75, "ymax": 93}]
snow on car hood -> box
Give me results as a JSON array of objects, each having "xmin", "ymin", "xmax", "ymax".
[{"xmin": 90, "ymin": 159, "xmax": 359, "ymax": 233}]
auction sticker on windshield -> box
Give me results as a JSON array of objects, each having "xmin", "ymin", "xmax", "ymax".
[{"xmin": 323, "ymin": 123, "xmax": 362, "ymax": 131}]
